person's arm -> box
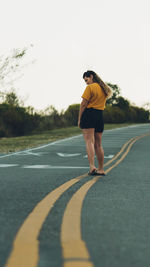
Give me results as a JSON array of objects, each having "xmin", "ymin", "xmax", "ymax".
[{"xmin": 78, "ymin": 98, "xmax": 89, "ymax": 127}]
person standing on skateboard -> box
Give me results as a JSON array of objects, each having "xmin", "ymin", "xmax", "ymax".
[{"xmin": 78, "ymin": 70, "xmax": 112, "ymax": 175}]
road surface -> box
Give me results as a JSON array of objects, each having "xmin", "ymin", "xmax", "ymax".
[{"xmin": 0, "ymin": 124, "xmax": 150, "ymax": 267}]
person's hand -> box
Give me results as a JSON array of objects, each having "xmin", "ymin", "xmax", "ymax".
[{"xmin": 78, "ymin": 120, "xmax": 81, "ymax": 128}]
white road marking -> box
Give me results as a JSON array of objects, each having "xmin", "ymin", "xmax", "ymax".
[
  {"xmin": 57, "ymin": 153, "xmax": 81, "ymax": 157},
  {"xmin": 22, "ymin": 165, "xmax": 89, "ymax": 169},
  {"xmin": 19, "ymin": 151, "xmax": 46, "ymax": 156},
  {"xmin": 0, "ymin": 164, "xmax": 18, "ymax": 167},
  {"xmin": 104, "ymin": 155, "xmax": 114, "ymax": 158},
  {"xmin": 84, "ymin": 155, "xmax": 114, "ymax": 158}
]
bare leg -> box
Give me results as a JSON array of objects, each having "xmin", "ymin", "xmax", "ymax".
[
  {"xmin": 82, "ymin": 128, "xmax": 96, "ymax": 172},
  {"xmin": 94, "ymin": 132, "xmax": 105, "ymax": 174}
]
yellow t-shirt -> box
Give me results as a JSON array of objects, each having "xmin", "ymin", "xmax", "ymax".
[{"xmin": 82, "ymin": 82, "xmax": 107, "ymax": 110}]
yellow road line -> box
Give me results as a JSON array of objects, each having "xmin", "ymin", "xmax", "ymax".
[
  {"xmin": 104, "ymin": 136, "xmax": 136, "ymax": 167},
  {"xmin": 4, "ymin": 134, "xmax": 147, "ymax": 267},
  {"xmin": 61, "ymin": 177, "xmax": 98, "ymax": 267},
  {"xmin": 105, "ymin": 134, "xmax": 148, "ymax": 174},
  {"xmin": 61, "ymin": 134, "xmax": 149, "ymax": 267},
  {"xmin": 4, "ymin": 175, "xmax": 87, "ymax": 267}
]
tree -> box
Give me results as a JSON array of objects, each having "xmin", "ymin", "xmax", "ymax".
[
  {"xmin": 103, "ymin": 105, "xmax": 126, "ymax": 123},
  {"xmin": 42, "ymin": 105, "xmax": 59, "ymax": 116},
  {"xmin": 64, "ymin": 104, "xmax": 80, "ymax": 126},
  {"xmin": 0, "ymin": 103, "xmax": 41, "ymax": 137},
  {"xmin": 106, "ymin": 83, "xmax": 121, "ymax": 105},
  {"xmin": 143, "ymin": 102, "xmax": 150, "ymax": 109},
  {"xmin": 115, "ymin": 96, "xmax": 130, "ymax": 110},
  {"xmin": 4, "ymin": 91, "xmax": 19, "ymax": 107},
  {"xmin": 0, "ymin": 44, "xmax": 36, "ymax": 96}
]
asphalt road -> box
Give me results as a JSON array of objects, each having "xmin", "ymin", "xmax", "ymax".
[{"xmin": 0, "ymin": 124, "xmax": 150, "ymax": 267}]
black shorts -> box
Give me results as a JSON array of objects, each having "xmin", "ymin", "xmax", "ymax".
[{"xmin": 80, "ymin": 108, "xmax": 104, "ymax": 132}]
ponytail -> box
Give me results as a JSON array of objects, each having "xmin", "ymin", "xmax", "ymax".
[{"xmin": 83, "ymin": 70, "xmax": 112, "ymax": 98}]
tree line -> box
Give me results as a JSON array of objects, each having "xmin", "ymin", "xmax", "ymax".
[
  {"xmin": 64, "ymin": 83, "xmax": 149, "ymax": 125},
  {"xmin": 0, "ymin": 84, "xmax": 149, "ymax": 137}
]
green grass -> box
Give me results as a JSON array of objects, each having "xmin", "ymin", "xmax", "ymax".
[{"xmin": 0, "ymin": 123, "xmax": 138, "ymax": 153}]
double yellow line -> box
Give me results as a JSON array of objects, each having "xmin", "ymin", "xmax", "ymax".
[{"xmin": 5, "ymin": 133, "xmax": 149, "ymax": 267}]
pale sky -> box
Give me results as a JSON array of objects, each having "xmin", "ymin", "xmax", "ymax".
[{"xmin": 0, "ymin": 0, "xmax": 150, "ymax": 112}]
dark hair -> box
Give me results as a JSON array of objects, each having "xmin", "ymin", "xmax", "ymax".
[{"xmin": 83, "ymin": 70, "xmax": 112, "ymax": 98}]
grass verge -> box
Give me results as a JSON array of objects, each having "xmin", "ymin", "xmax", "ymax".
[{"xmin": 0, "ymin": 123, "xmax": 138, "ymax": 153}]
